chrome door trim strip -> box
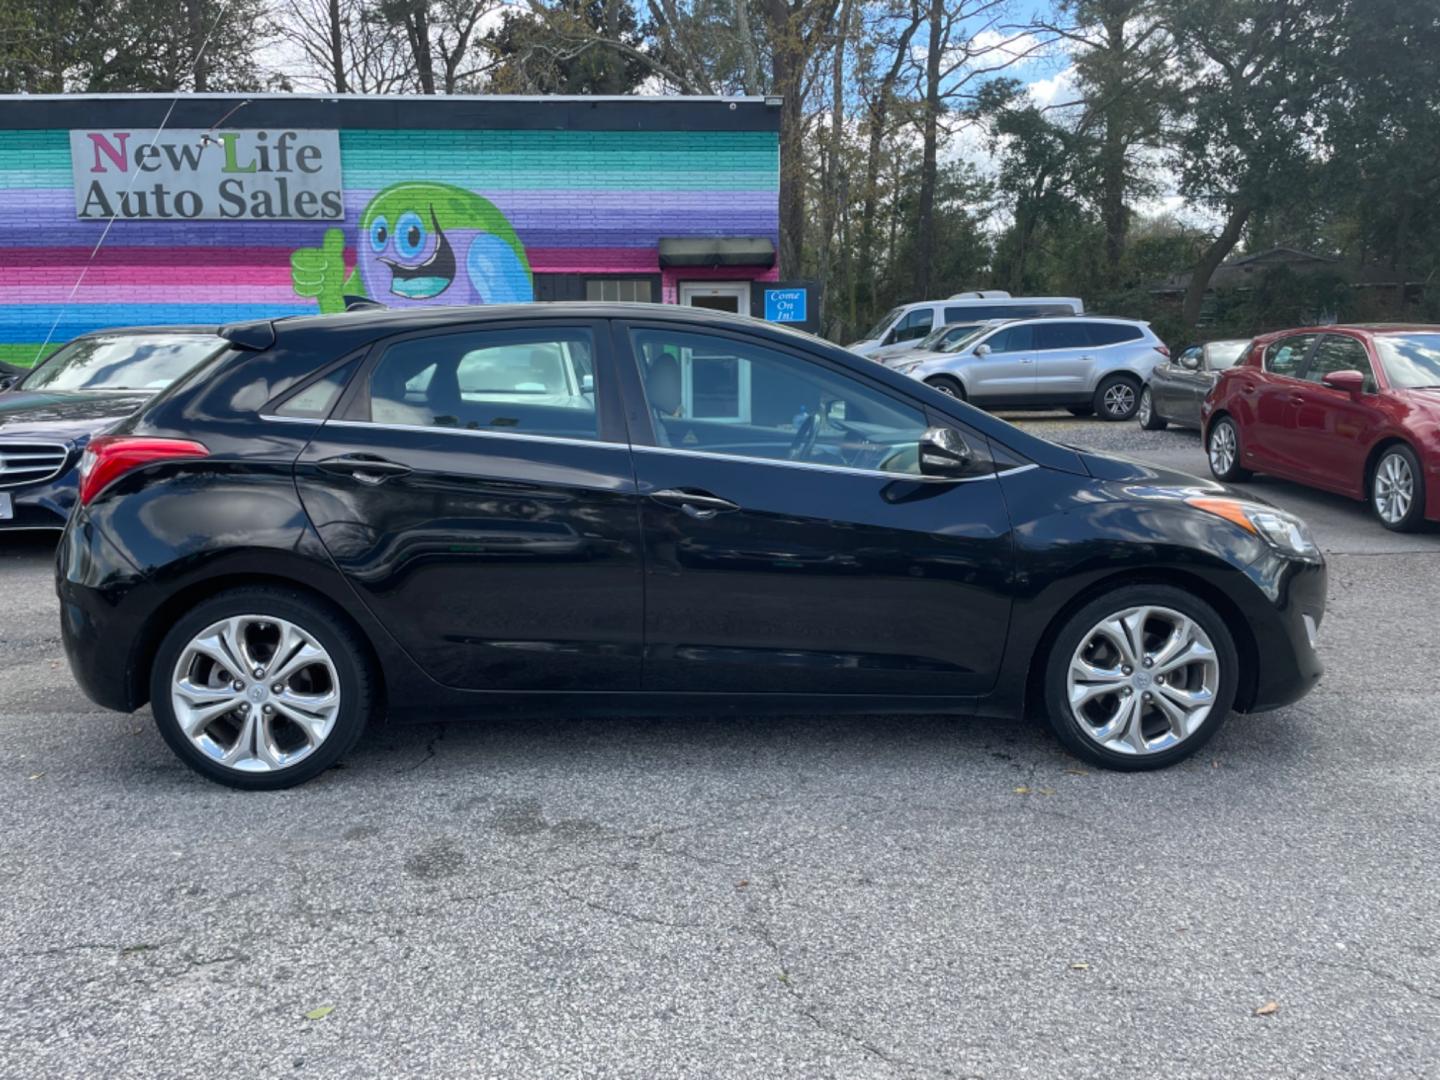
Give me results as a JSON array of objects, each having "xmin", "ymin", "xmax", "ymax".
[{"xmin": 630, "ymin": 442, "xmax": 1038, "ymax": 484}]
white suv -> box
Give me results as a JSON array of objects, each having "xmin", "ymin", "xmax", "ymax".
[
  {"xmin": 891, "ymin": 316, "xmax": 1169, "ymax": 420},
  {"xmin": 847, "ymin": 293, "xmax": 1083, "ymax": 356}
]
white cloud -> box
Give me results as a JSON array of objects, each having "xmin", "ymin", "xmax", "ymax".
[{"xmin": 1026, "ymin": 65, "xmax": 1076, "ymax": 108}]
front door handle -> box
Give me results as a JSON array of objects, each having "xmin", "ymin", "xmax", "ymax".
[
  {"xmin": 650, "ymin": 488, "xmax": 740, "ymax": 519},
  {"xmin": 317, "ymin": 454, "xmax": 413, "ymax": 485}
]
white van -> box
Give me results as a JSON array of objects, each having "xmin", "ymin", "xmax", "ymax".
[{"xmin": 847, "ymin": 292, "xmax": 1084, "ymax": 357}]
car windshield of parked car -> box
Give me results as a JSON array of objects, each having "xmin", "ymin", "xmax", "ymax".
[
  {"xmin": 1208, "ymin": 341, "xmax": 1249, "ymax": 369},
  {"xmin": 862, "ymin": 308, "xmax": 902, "ymax": 341},
  {"xmin": 938, "ymin": 327, "xmax": 993, "ymax": 354},
  {"xmin": 1375, "ymin": 334, "xmax": 1440, "ymax": 388},
  {"xmin": 22, "ymin": 334, "xmax": 223, "ymax": 393}
]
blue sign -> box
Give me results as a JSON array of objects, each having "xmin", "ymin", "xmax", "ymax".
[{"xmin": 764, "ymin": 288, "xmax": 808, "ymax": 323}]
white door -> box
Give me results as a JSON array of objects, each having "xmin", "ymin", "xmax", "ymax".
[
  {"xmin": 679, "ymin": 281, "xmax": 750, "ymax": 316},
  {"xmin": 677, "ymin": 282, "xmax": 752, "ymax": 419}
]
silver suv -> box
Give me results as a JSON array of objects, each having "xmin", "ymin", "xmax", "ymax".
[{"xmin": 892, "ymin": 316, "xmax": 1168, "ymax": 420}]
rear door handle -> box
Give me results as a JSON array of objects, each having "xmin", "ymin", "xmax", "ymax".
[
  {"xmin": 650, "ymin": 488, "xmax": 740, "ymax": 519},
  {"xmin": 317, "ymin": 454, "xmax": 413, "ymax": 485}
]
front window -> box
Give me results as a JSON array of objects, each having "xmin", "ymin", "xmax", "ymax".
[
  {"xmin": 633, "ymin": 327, "xmax": 931, "ymax": 476},
  {"xmin": 939, "ymin": 327, "xmax": 992, "ymax": 354},
  {"xmin": 1304, "ymin": 335, "xmax": 1374, "ymax": 387},
  {"xmin": 1375, "ymin": 334, "xmax": 1440, "ymax": 389},
  {"xmin": 22, "ymin": 333, "xmax": 224, "ymax": 393},
  {"xmin": 862, "ymin": 307, "xmax": 902, "ymax": 342}
]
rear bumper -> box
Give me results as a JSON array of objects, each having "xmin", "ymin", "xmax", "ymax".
[{"xmin": 56, "ymin": 510, "xmax": 149, "ymax": 712}]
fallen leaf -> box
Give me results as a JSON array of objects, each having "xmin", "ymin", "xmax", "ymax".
[
  {"xmin": 1254, "ymin": 1001, "xmax": 1279, "ymax": 1017},
  {"xmin": 736, "ymin": 880, "xmax": 749, "ymax": 889},
  {"xmin": 1038, "ymin": 787, "xmax": 1056, "ymax": 796},
  {"xmin": 27, "ymin": 773, "xmax": 43, "ymax": 781},
  {"xmin": 1013, "ymin": 786, "xmax": 1031, "ymax": 795},
  {"xmin": 1065, "ymin": 768, "xmax": 1088, "ymax": 776},
  {"xmin": 304, "ymin": 1005, "xmax": 335, "ymax": 1021},
  {"xmin": 1069, "ymin": 962, "xmax": 1090, "ymax": 971}
]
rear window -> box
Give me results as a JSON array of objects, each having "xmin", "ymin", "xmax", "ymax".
[
  {"xmin": 1086, "ymin": 323, "xmax": 1143, "ymax": 346},
  {"xmin": 1265, "ymin": 335, "xmax": 1316, "ymax": 377}
]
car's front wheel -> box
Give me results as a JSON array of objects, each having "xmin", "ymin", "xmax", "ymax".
[
  {"xmin": 149, "ymin": 587, "xmax": 375, "ymax": 790},
  {"xmin": 1042, "ymin": 585, "xmax": 1239, "ymax": 770},
  {"xmin": 1137, "ymin": 386, "xmax": 1167, "ymax": 430},
  {"xmin": 1371, "ymin": 444, "xmax": 1427, "ymax": 532},
  {"xmin": 1094, "ymin": 374, "xmax": 1141, "ymax": 421},
  {"xmin": 924, "ymin": 375, "xmax": 966, "ymax": 400}
]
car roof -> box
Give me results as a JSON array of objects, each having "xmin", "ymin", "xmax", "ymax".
[
  {"xmin": 75, "ymin": 325, "xmax": 222, "ymax": 338},
  {"xmin": 1254, "ymin": 323, "xmax": 1440, "ymax": 342}
]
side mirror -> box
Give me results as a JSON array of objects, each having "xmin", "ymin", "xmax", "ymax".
[
  {"xmin": 974, "ymin": 343, "xmax": 992, "ymax": 358},
  {"xmin": 1321, "ymin": 369, "xmax": 1366, "ymax": 394},
  {"xmin": 1180, "ymin": 353, "xmax": 1201, "ymax": 371},
  {"xmin": 581, "ymin": 373, "xmax": 594, "ymax": 393},
  {"xmin": 919, "ymin": 426, "xmax": 974, "ymax": 478},
  {"xmin": 0, "ymin": 376, "xmax": 14, "ymax": 392}
]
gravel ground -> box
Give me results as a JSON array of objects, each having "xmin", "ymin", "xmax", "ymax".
[{"xmin": 1, "ymin": 414, "xmax": 1437, "ymax": 1079}]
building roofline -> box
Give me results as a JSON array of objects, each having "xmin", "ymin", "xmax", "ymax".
[{"xmin": 0, "ymin": 92, "xmax": 783, "ymax": 133}]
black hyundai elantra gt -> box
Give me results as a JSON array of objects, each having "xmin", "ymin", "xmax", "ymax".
[{"xmin": 56, "ymin": 303, "xmax": 1325, "ymax": 789}]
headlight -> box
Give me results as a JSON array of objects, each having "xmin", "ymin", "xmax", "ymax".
[{"xmin": 1186, "ymin": 497, "xmax": 1319, "ymax": 558}]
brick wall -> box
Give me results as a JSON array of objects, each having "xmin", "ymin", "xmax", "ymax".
[{"xmin": 0, "ymin": 102, "xmax": 781, "ymax": 366}]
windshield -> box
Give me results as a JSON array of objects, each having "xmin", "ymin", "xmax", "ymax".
[
  {"xmin": 939, "ymin": 327, "xmax": 993, "ymax": 354},
  {"xmin": 1208, "ymin": 341, "xmax": 1250, "ymax": 369},
  {"xmin": 22, "ymin": 333, "xmax": 223, "ymax": 393},
  {"xmin": 1375, "ymin": 334, "xmax": 1440, "ymax": 388},
  {"xmin": 861, "ymin": 307, "xmax": 902, "ymax": 342}
]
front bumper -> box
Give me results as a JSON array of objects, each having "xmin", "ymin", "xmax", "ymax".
[
  {"xmin": 1241, "ymin": 550, "xmax": 1327, "ymax": 712},
  {"xmin": 0, "ymin": 468, "xmax": 77, "ymax": 531}
]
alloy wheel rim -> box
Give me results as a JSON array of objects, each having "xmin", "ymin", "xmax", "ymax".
[
  {"xmin": 1374, "ymin": 452, "xmax": 1414, "ymax": 524},
  {"xmin": 1209, "ymin": 422, "xmax": 1236, "ymax": 474},
  {"xmin": 170, "ymin": 615, "xmax": 341, "ymax": 773},
  {"xmin": 1138, "ymin": 388, "xmax": 1152, "ymax": 424},
  {"xmin": 934, "ymin": 381, "xmax": 958, "ymax": 397},
  {"xmin": 1104, "ymin": 383, "xmax": 1136, "ymax": 416},
  {"xmin": 1066, "ymin": 605, "xmax": 1220, "ymax": 756}
]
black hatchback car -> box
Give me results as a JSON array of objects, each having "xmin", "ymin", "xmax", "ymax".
[{"xmin": 57, "ymin": 304, "xmax": 1326, "ymax": 789}]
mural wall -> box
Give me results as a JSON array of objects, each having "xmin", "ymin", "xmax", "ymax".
[{"xmin": 0, "ymin": 122, "xmax": 781, "ymax": 366}]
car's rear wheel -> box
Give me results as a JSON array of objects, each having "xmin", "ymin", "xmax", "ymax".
[
  {"xmin": 1206, "ymin": 415, "xmax": 1252, "ymax": 482},
  {"xmin": 1042, "ymin": 585, "xmax": 1238, "ymax": 770},
  {"xmin": 925, "ymin": 375, "xmax": 966, "ymax": 400},
  {"xmin": 1371, "ymin": 444, "xmax": 1427, "ymax": 532},
  {"xmin": 1094, "ymin": 374, "xmax": 1141, "ymax": 421},
  {"xmin": 149, "ymin": 587, "xmax": 375, "ymax": 790},
  {"xmin": 1137, "ymin": 386, "xmax": 1168, "ymax": 430}
]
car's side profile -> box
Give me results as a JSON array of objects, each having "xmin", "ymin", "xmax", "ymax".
[
  {"xmin": 893, "ymin": 316, "xmax": 1169, "ymax": 420},
  {"xmin": 1139, "ymin": 339, "xmax": 1251, "ymax": 431},
  {"xmin": 59, "ymin": 304, "xmax": 1325, "ymax": 789},
  {"xmin": 1203, "ymin": 324, "xmax": 1440, "ymax": 531}
]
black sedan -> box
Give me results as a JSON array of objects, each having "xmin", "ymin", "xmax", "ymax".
[
  {"xmin": 1138, "ymin": 339, "xmax": 1251, "ymax": 430},
  {"xmin": 56, "ymin": 304, "xmax": 1325, "ymax": 789},
  {"xmin": 0, "ymin": 328, "xmax": 225, "ymax": 531}
]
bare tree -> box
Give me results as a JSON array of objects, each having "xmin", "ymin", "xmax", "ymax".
[{"xmin": 276, "ymin": 0, "xmax": 416, "ymax": 93}]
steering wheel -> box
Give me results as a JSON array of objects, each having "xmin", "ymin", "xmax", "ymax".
[{"xmin": 787, "ymin": 411, "xmax": 820, "ymax": 461}]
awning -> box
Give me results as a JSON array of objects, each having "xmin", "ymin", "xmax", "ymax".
[{"xmin": 658, "ymin": 237, "xmax": 776, "ymax": 268}]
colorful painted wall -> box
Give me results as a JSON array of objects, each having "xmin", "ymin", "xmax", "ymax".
[{"xmin": 0, "ymin": 96, "xmax": 781, "ymax": 367}]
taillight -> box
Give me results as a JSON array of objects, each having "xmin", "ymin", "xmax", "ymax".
[
  {"xmin": 78, "ymin": 435, "xmax": 209, "ymax": 506},
  {"xmin": 1154, "ymin": 344, "xmax": 1171, "ymax": 358}
]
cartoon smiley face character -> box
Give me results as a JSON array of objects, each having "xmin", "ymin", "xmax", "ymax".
[{"xmin": 291, "ymin": 181, "xmax": 534, "ymax": 313}]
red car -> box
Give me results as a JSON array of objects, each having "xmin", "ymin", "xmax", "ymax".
[{"xmin": 1202, "ymin": 324, "xmax": 1440, "ymax": 531}]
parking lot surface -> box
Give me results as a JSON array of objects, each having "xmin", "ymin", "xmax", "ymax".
[{"xmin": 2, "ymin": 415, "xmax": 1438, "ymax": 1078}]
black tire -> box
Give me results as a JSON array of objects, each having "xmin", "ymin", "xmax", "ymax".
[
  {"xmin": 1066, "ymin": 404, "xmax": 1095, "ymax": 417},
  {"xmin": 149, "ymin": 587, "xmax": 376, "ymax": 790},
  {"xmin": 1137, "ymin": 386, "xmax": 1168, "ymax": 430},
  {"xmin": 1094, "ymin": 374, "xmax": 1142, "ymax": 421},
  {"xmin": 1041, "ymin": 584, "xmax": 1239, "ymax": 771},
  {"xmin": 1206, "ymin": 414, "xmax": 1253, "ymax": 482},
  {"xmin": 1369, "ymin": 443, "xmax": 1427, "ymax": 532},
  {"xmin": 925, "ymin": 375, "xmax": 966, "ymax": 400}
]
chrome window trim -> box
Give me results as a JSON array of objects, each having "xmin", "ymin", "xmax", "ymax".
[
  {"xmin": 631, "ymin": 442, "xmax": 1037, "ymax": 484},
  {"xmin": 320, "ymin": 417, "xmax": 629, "ymax": 451}
]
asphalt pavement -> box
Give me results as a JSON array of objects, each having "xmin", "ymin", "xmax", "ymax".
[{"xmin": 1, "ymin": 415, "xmax": 1437, "ymax": 1079}]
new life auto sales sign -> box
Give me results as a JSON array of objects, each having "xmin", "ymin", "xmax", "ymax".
[{"xmin": 70, "ymin": 129, "xmax": 344, "ymax": 221}]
